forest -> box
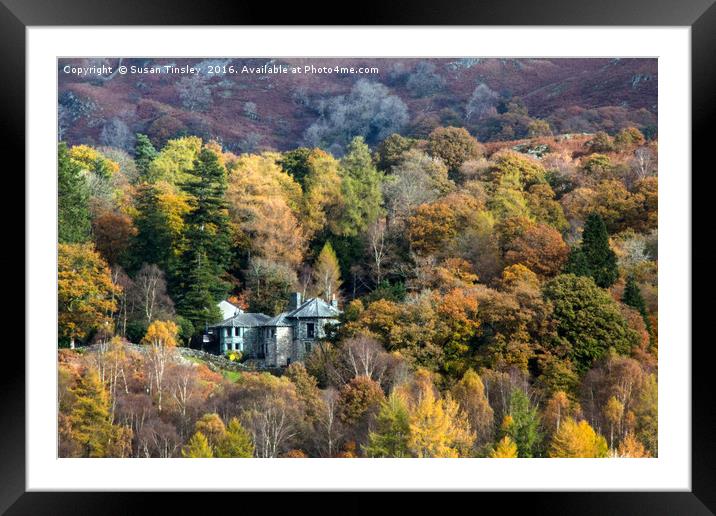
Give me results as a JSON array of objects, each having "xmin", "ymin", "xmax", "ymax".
[{"xmin": 58, "ymin": 107, "xmax": 658, "ymax": 458}]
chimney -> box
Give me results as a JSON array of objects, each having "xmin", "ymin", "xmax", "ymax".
[
  {"xmin": 330, "ymin": 293, "xmax": 338, "ymax": 309},
  {"xmin": 289, "ymin": 292, "xmax": 302, "ymax": 310}
]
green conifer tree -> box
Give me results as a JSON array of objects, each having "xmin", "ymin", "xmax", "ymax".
[
  {"xmin": 58, "ymin": 142, "xmax": 90, "ymax": 244},
  {"xmin": 622, "ymin": 273, "xmax": 652, "ymax": 334},
  {"xmin": 134, "ymin": 133, "xmax": 158, "ymax": 182},
  {"xmin": 566, "ymin": 213, "xmax": 618, "ymax": 288},
  {"xmin": 130, "ymin": 183, "xmax": 175, "ymax": 272},
  {"xmin": 175, "ymin": 147, "xmax": 231, "ymax": 331},
  {"xmin": 338, "ymin": 137, "xmax": 384, "ymax": 237},
  {"xmin": 364, "ymin": 393, "xmax": 411, "ymax": 457},
  {"xmin": 502, "ymin": 389, "xmax": 542, "ymax": 458}
]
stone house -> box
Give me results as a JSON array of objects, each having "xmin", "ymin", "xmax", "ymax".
[{"xmin": 207, "ymin": 292, "xmax": 341, "ymax": 367}]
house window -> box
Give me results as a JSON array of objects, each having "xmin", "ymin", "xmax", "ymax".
[
  {"xmin": 271, "ymin": 328, "xmax": 276, "ymax": 338},
  {"xmin": 306, "ymin": 322, "xmax": 315, "ymax": 339},
  {"xmin": 224, "ymin": 328, "xmax": 229, "ymax": 338},
  {"xmin": 305, "ymin": 342, "xmax": 312, "ymax": 354},
  {"xmin": 234, "ymin": 327, "xmax": 239, "ymax": 336}
]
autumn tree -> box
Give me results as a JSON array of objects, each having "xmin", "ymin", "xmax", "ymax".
[
  {"xmin": 233, "ymin": 373, "xmax": 301, "ymax": 457},
  {"xmin": 617, "ymin": 432, "xmax": 651, "ymax": 458},
  {"xmin": 407, "ymin": 201, "xmax": 458, "ymax": 256},
  {"xmin": 182, "ymin": 431, "xmax": 213, "ymax": 458},
  {"xmin": 285, "ymin": 362, "xmax": 326, "ymax": 454},
  {"xmin": 91, "ymin": 209, "xmax": 137, "ymax": 266},
  {"xmin": 408, "ymin": 385, "xmax": 474, "ymax": 458},
  {"xmin": 147, "ymin": 136, "xmax": 202, "ymax": 185},
  {"xmin": 382, "ymin": 149, "xmax": 454, "ymax": 223},
  {"xmin": 548, "ymin": 418, "xmax": 609, "ymax": 458},
  {"xmin": 487, "ymin": 151, "xmax": 547, "ymax": 190},
  {"xmin": 337, "ymin": 376, "xmax": 385, "ymax": 449},
  {"xmin": 604, "ymin": 396, "xmax": 625, "ymax": 450},
  {"xmin": 364, "ymin": 393, "xmax": 411, "ymax": 457},
  {"xmin": 141, "ymin": 320, "xmax": 178, "ymax": 412},
  {"xmin": 226, "ymin": 152, "xmax": 305, "ymax": 269},
  {"xmin": 614, "ymin": 127, "xmax": 645, "ymax": 152},
  {"xmin": 451, "ymin": 369, "xmax": 494, "ymax": 450},
  {"xmin": 215, "ymin": 418, "xmax": 254, "ymax": 458},
  {"xmin": 58, "ymin": 142, "xmax": 91, "ymax": 244},
  {"xmin": 427, "ymin": 126, "xmax": 483, "ymax": 173},
  {"xmin": 66, "ymin": 368, "xmax": 132, "ymax": 457},
  {"xmin": 312, "ymin": 241, "xmax": 342, "ymax": 302},
  {"xmin": 490, "ymin": 436, "xmax": 518, "ymax": 458},
  {"xmin": 566, "ymin": 213, "xmax": 619, "ymax": 288},
  {"xmin": 542, "ymin": 391, "xmax": 572, "ymax": 438},
  {"xmin": 504, "ymin": 223, "xmax": 569, "ymax": 277},
  {"xmin": 301, "ymin": 149, "xmax": 344, "ymax": 239},
  {"xmin": 58, "ymin": 243, "xmax": 119, "ymax": 349},
  {"xmin": 194, "ymin": 413, "xmax": 226, "ymax": 447},
  {"xmin": 633, "ymin": 373, "xmax": 658, "ymax": 456}
]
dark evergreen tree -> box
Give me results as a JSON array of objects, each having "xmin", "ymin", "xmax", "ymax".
[
  {"xmin": 565, "ymin": 246, "xmax": 589, "ymax": 277},
  {"xmin": 278, "ymin": 147, "xmax": 312, "ymax": 187},
  {"xmin": 175, "ymin": 248, "xmax": 223, "ymax": 331},
  {"xmin": 58, "ymin": 142, "xmax": 91, "ymax": 244},
  {"xmin": 544, "ymin": 274, "xmax": 640, "ymax": 372},
  {"xmin": 134, "ymin": 133, "xmax": 158, "ymax": 182},
  {"xmin": 174, "ymin": 147, "xmax": 231, "ymax": 331},
  {"xmin": 622, "ymin": 274, "xmax": 646, "ymax": 316},
  {"xmin": 503, "ymin": 389, "xmax": 542, "ymax": 458},
  {"xmin": 129, "ymin": 183, "xmax": 176, "ymax": 272},
  {"xmin": 622, "ymin": 273, "xmax": 652, "ymax": 334},
  {"xmin": 566, "ymin": 213, "xmax": 619, "ymax": 288}
]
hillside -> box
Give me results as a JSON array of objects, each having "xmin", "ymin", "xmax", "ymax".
[{"xmin": 58, "ymin": 57, "xmax": 657, "ymax": 153}]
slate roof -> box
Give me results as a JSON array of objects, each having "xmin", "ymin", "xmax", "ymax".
[
  {"xmin": 214, "ymin": 312, "xmax": 271, "ymax": 328},
  {"xmin": 264, "ymin": 312, "xmax": 293, "ymax": 327},
  {"xmin": 286, "ymin": 297, "xmax": 341, "ymax": 319},
  {"xmin": 211, "ymin": 296, "xmax": 340, "ymax": 329}
]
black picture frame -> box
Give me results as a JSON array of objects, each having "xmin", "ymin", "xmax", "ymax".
[{"xmin": 3, "ymin": 0, "xmax": 710, "ymax": 513}]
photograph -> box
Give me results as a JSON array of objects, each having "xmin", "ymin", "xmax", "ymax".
[{"xmin": 56, "ymin": 56, "xmax": 660, "ymax": 460}]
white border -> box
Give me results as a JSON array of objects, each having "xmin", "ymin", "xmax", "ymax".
[{"xmin": 27, "ymin": 27, "xmax": 690, "ymax": 491}]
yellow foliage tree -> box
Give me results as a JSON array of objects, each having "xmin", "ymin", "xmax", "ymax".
[
  {"xmin": 182, "ymin": 431, "xmax": 214, "ymax": 458},
  {"xmin": 451, "ymin": 368, "xmax": 494, "ymax": 448},
  {"xmin": 301, "ymin": 149, "xmax": 344, "ymax": 239},
  {"xmin": 616, "ymin": 432, "xmax": 651, "ymax": 458},
  {"xmin": 69, "ymin": 144, "xmax": 120, "ymax": 178},
  {"xmin": 227, "ymin": 152, "xmax": 306, "ymax": 267},
  {"xmin": 58, "ymin": 242, "xmax": 120, "ymax": 348},
  {"xmin": 148, "ymin": 136, "xmax": 202, "ymax": 184},
  {"xmin": 66, "ymin": 368, "xmax": 132, "ymax": 457},
  {"xmin": 548, "ymin": 418, "xmax": 609, "ymax": 458},
  {"xmin": 407, "ymin": 380, "xmax": 475, "ymax": 458},
  {"xmin": 490, "ymin": 436, "xmax": 518, "ymax": 458},
  {"xmin": 141, "ymin": 320, "xmax": 178, "ymax": 412},
  {"xmin": 604, "ymin": 396, "xmax": 625, "ymax": 450}
]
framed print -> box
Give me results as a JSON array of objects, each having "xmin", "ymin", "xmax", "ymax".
[{"xmin": 4, "ymin": 0, "xmax": 712, "ymax": 512}]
